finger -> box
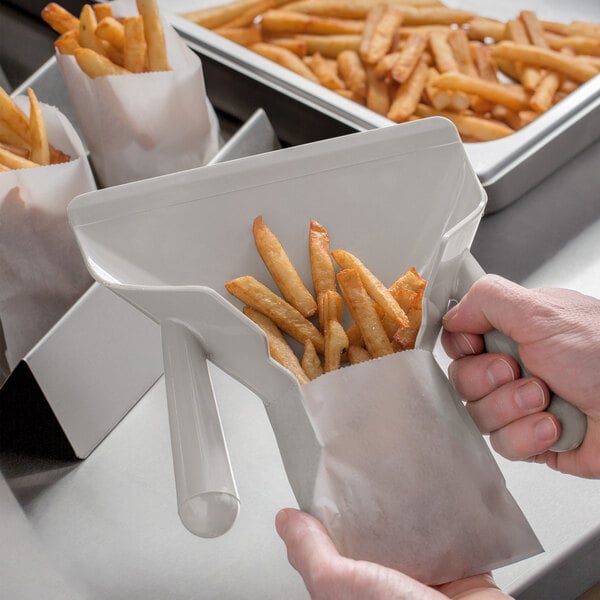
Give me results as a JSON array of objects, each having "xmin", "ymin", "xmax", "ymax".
[
  {"xmin": 442, "ymin": 274, "xmax": 537, "ymax": 339},
  {"xmin": 276, "ymin": 508, "xmax": 339, "ymax": 575},
  {"xmin": 440, "ymin": 329, "xmax": 484, "ymax": 359},
  {"xmin": 466, "ymin": 377, "xmax": 549, "ymax": 433},
  {"xmin": 448, "ymin": 353, "xmax": 520, "ymax": 402},
  {"xmin": 489, "ymin": 412, "xmax": 560, "ymax": 460}
]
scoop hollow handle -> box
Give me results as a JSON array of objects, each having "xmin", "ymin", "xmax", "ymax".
[
  {"xmin": 455, "ymin": 253, "xmax": 586, "ymax": 452},
  {"xmin": 162, "ymin": 319, "xmax": 240, "ymax": 537}
]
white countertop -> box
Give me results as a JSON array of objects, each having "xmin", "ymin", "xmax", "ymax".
[{"xmin": 2, "ymin": 135, "xmax": 600, "ymax": 599}]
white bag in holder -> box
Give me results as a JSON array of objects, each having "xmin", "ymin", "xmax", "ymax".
[{"xmin": 69, "ymin": 119, "xmax": 546, "ymax": 585}]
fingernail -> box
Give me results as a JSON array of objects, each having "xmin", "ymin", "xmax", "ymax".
[
  {"xmin": 515, "ymin": 381, "xmax": 545, "ymax": 410},
  {"xmin": 486, "ymin": 358, "xmax": 515, "ymax": 387},
  {"xmin": 443, "ymin": 304, "xmax": 459, "ymax": 325},
  {"xmin": 535, "ymin": 416, "xmax": 558, "ymax": 442},
  {"xmin": 276, "ymin": 509, "xmax": 289, "ymax": 534},
  {"xmin": 453, "ymin": 333, "xmax": 476, "ymax": 357}
]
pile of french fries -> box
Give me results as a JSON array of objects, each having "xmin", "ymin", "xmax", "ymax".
[
  {"xmin": 183, "ymin": 0, "xmax": 600, "ymax": 142},
  {"xmin": 0, "ymin": 87, "xmax": 70, "ymax": 171},
  {"xmin": 225, "ymin": 216, "xmax": 426, "ymax": 384},
  {"xmin": 42, "ymin": 1, "xmax": 170, "ymax": 79}
]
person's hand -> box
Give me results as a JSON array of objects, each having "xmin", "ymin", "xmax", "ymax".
[
  {"xmin": 276, "ymin": 508, "xmax": 511, "ymax": 600},
  {"xmin": 442, "ymin": 274, "xmax": 600, "ymax": 478}
]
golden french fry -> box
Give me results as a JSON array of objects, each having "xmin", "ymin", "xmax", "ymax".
[
  {"xmin": 337, "ymin": 50, "xmax": 367, "ymax": 98},
  {"xmin": 54, "ymin": 30, "xmax": 81, "ymax": 54},
  {"xmin": 389, "ymin": 266, "xmax": 427, "ymax": 295},
  {"xmin": 392, "ymin": 302, "xmax": 422, "ymax": 351},
  {"xmin": 471, "ymin": 42, "xmax": 498, "ymax": 82},
  {"xmin": 332, "ymin": 249, "xmax": 409, "ymax": 327},
  {"xmin": 243, "ymin": 307, "xmax": 310, "ymax": 384},
  {"xmin": 0, "ymin": 163, "xmax": 10, "ymax": 172},
  {"xmin": 347, "ymin": 344, "xmax": 372, "ymax": 364},
  {"xmin": 0, "ymin": 87, "xmax": 31, "ymax": 145},
  {"xmin": 253, "ymin": 215, "xmax": 317, "ymax": 317},
  {"xmin": 183, "ymin": 0, "xmax": 282, "ymax": 29},
  {"xmin": 79, "ymin": 4, "xmax": 108, "ymax": 57},
  {"xmin": 336, "ymin": 268, "xmax": 393, "ymax": 358},
  {"xmin": 434, "ymin": 71, "xmax": 530, "ymax": 111},
  {"xmin": 265, "ymin": 37, "xmax": 306, "ymax": 56},
  {"xmin": 309, "ymin": 219, "xmax": 336, "ymax": 306},
  {"xmin": 362, "ymin": 6, "xmax": 404, "ymax": 65},
  {"xmin": 320, "ymin": 290, "xmax": 343, "ymax": 328},
  {"xmin": 284, "ymin": 0, "xmax": 444, "ymax": 20},
  {"xmin": 505, "ymin": 20, "xmax": 542, "ymax": 91},
  {"xmin": 307, "ymin": 52, "xmax": 346, "ymax": 90},
  {"xmin": 136, "ymin": 0, "xmax": 170, "ymax": 71},
  {"xmin": 359, "ymin": 4, "xmax": 386, "ymax": 61},
  {"xmin": 324, "ymin": 318, "xmax": 349, "ymax": 372},
  {"xmin": 465, "ymin": 16, "xmax": 506, "ymax": 42},
  {"xmin": 530, "ymin": 70, "xmax": 561, "ymax": 113},
  {"xmin": 302, "ymin": 340, "xmax": 323, "ymax": 380},
  {"xmin": 520, "ymin": 11, "xmax": 549, "ymax": 49},
  {"xmin": 492, "ymin": 41, "xmax": 598, "ymax": 83},
  {"xmin": 217, "ymin": 26, "xmax": 263, "ymax": 46},
  {"xmin": 425, "ymin": 67, "xmax": 451, "ymax": 109},
  {"xmin": 74, "ymin": 47, "xmax": 132, "ymax": 78},
  {"xmin": 366, "ymin": 66, "xmax": 390, "ymax": 115},
  {"xmin": 547, "ymin": 36, "xmax": 600, "ymax": 57},
  {"xmin": 415, "ymin": 103, "xmax": 513, "ymax": 141},
  {"xmin": 390, "ymin": 32, "xmax": 427, "ymax": 84},
  {"xmin": 346, "ymin": 322, "xmax": 364, "ymax": 348},
  {"xmin": 26, "ymin": 88, "xmax": 49, "ymax": 166},
  {"xmin": 401, "ymin": 6, "xmax": 473, "ymax": 27},
  {"xmin": 0, "ymin": 146, "xmax": 38, "ymax": 169},
  {"xmin": 495, "ymin": 57, "xmax": 521, "ymax": 82},
  {"xmin": 221, "ymin": 0, "xmax": 274, "ymax": 28},
  {"xmin": 226, "ymin": 275, "xmax": 325, "ymax": 353},
  {"xmin": 429, "ymin": 30, "xmax": 458, "ymax": 73},
  {"xmin": 123, "ymin": 16, "xmax": 147, "ymax": 73},
  {"xmin": 0, "ymin": 141, "xmax": 28, "ymax": 158},
  {"xmin": 96, "ymin": 16, "xmax": 125, "ymax": 49},
  {"xmin": 374, "ymin": 50, "xmax": 401, "ymax": 80},
  {"xmin": 251, "ymin": 42, "xmax": 319, "ymax": 81},
  {"xmin": 298, "ymin": 35, "xmax": 361, "ymax": 58},
  {"xmin": 41, "ymin": 2, "xmax": 79, "ymax": 34},
  {"xmin": 387, "ymin": 56, "xmax": 429, "ymax": 122},
  {"xmin": 49, "ymin": 146, "xmax": 71, "ymax": 164},
  {"xmin": 447, "ymin": 29, "xmax": 478, "ymax": 77},
  {"xmin": 93, "ymin": 3, "xmax": 113, "ymax": 21},
  {"xmin": 261, "ymin": 9, "xmax": 364, "ymax": 35}
]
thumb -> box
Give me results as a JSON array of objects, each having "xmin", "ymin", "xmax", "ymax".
[{"xmin": 443, "ymin": 274, "xmax": 534, "ymax": 341}]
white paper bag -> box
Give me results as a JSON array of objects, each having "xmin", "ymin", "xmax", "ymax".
[
  {"xmin": 300, "ymin": 350, "xmax": 543, "ymax": 585},
  {"xmin": 56, "ymin": 0, "xmax": 220, "ymax": 187},
  {"xmin": 0, "ymin": 98, "xmax": 95, "ymax": 370}
]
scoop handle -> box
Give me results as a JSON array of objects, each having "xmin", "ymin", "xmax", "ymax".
[
  {"xmin": 456, "ymin": 253, "xmax": 586, "ymax": 452},
  {"xmin": 162, "ymin": 319, "xmax": 240, "ymax": 537}
]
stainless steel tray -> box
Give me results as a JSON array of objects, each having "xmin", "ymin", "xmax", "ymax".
[{"xmin": 164, "ymin": 0, "xmax": 600, "ymax": 213}]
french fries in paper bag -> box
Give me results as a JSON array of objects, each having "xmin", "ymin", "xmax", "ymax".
[
  {"xmin": 55, "ymin": 0, "xmax": 219, "ymax": 187},
  {"xmin": 0, "ymin": 97, "xmax": 95, "ymax": 371}
]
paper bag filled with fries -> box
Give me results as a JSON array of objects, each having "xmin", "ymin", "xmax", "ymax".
[
  {"xmin": 43, "ymin": 0, "xmax": 220, "ymax": 187},
  {"xmin": 67, "ymin": 121, "xmax": 542, "ymax": 585},
  {"xmin": 0, "ymin": 90, "xmax": 95, "ymax": 372}
]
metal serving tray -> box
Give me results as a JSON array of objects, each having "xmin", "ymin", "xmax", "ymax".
[{"xmin": 164, "ymin": 0, "xmax": 600, "ymax": 213}]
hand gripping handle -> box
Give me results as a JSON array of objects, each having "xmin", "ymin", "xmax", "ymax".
[{"xmin": 456, "ymin": 253, "xmax": 587, "ymax": 452}]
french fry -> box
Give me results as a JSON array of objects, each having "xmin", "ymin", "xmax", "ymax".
[
  {"xmin": 261, "ymin": 9, "xmax": 364, "ymax": 35},
  {"xmin": 253, "ymin": 215, "xmax": 317, "ymax": 317},
  {"xmin": 471, "ymin": 42, "xmax": 499, "ymax": 82},
  {"xmin": 447, "ymin": 29, "xmax": 478, "ymax": 77},
  {"xmin": 366, "ymin": 66, "xmax": 390, "ymax": 115},
  {"xmin": 337, "ymin": 50, "xmax": 368, "ymax": 98},
  {"xmin": 519, "ymin": 11, "xmax": 549, "ymax": 49},
  {"xmin": 54, "ymin": 30, "xmax": 81, "ymax": 55},
  {"xmin": 0, "ymin": 120, "xmax": 29, "ymax": 150},
  {"xmin": 392, "ymin": 299, "xmax": 422, "ymax": 351},
  {"xmin": 547, "ymin": 36, "xmax": 600, "ymax": 57},
  {"xmin": 244, "ymin": 307, "xmax": 310, "ymax": 384},
  {"xmin": 136, "ymin": 0, "xmax": 170, "ymax": 71},
  {"xmin": 336, "ymin": 268, "xmax": 394, "ymax": 358},
  {"xmin": 332, "ymin": 249, "xmax": 409, "ymax": 327},
  {"xmin": 495, "ymin": 57, "xmax": 521, "ymax": 82},
  {"xmin": 221, "ymin": 0, "xmax": 275, "ymax": 28},
  {"xmin": 266, "ymin": 37, "xmax": 306, "ymax": 56},
  {"xmin": 434, "ymin": 71, "xmax": 530, "ymax": 111},
  {"xmin": 491, "ymin": 41, "xmax": 598, "ymax": 83},
  {"xmin": 309, "ymin": 219, "xmax": 336, "ymax": 312},
  {"xmin": 345, "ymin": 322, "xmax": 365, "ymax": 348},
  {"xmin": 347, "ymin": 345, "xmax": 372, "ymax": 364},
  {"xmin": 530, "ymin": 70, "xmax": 561, "ymax": 113},
  {"xmin": 324, "ymin": 318, "xmax": 349, "ymax": 372},
  {"xmin": 390, "ymin": 33, "xmax": 427, "ymax": 84},
  {"xmin": 465, "ymin": 16, "xmax": 506, "ymax": 42},
  {"xmin": 183, "ymin": 0, "xmax": 284, "ymax": 29},
  {"xmin": 79, "ymin": 4, "xmax": 108, "ymax": 57},
  {"xmin": 307, "ymin": 52, "xmax": 346, "ymax": 90},
  {"xmin": 74, "ymin": 47, "xmax": 132, "ymax": 78},
  {"xmin": 400, "ymin": 6, "xmax": 473, "ymax": 27},
  {"xmin": 302, "ymin": 340, "xmax": 324, "ymax": 380},
  {"xmin": 389, "ymin": 266, "xmax": 427, "ymax": 295},
  {"xmin": 362, "ymin": 6, "xmax": 404, "ymax": 65},
  {"xmin": 123, "ymin": 16, "xmax": 147, "ymax": 73},
  {"xmin": 429, "ymin": 30, "xmax": 457, "ymax": 73},
  {"xmin": 251, "ymin": 42, "xmax": 320, "ymax": 80},
  {"xmin": 425, "ymin": 67, "xmax": 451, "ymax": 109},
  {"xmin": 0, "ymin": 146, "xmax": 38, "ymax": 170},
  {"xmin": 374, "ymin": 51, "xmax": 401, "ymax": 80},
  {"xmin": 505, "ymin": 19, "xmax": 542, "ymax": 91},
  {"xmin": 96, "ymin": 16, "xmax": 126, "ymax": 50},
  {"xmin": 26, "ymin": 88, "xmax": 50, "ymax": 166},
  {"xmin": 387, "ymin": 55, "xmax": 429, "ymax": 122},
  {"xmin": 321, "ymin": 290, "xmax": 344, "ymax": 325},
  {"xmin": 284, "ymin": 0, "xmax": 444, "ymax": 20},
  {"xmin": 94, "ymin": 4, "xmax": 112, "ymax": 21},
  {"xmin": 298, "ymin": 34, "xmax": 361, "ymax": 57},
  {"xmin": 0, "ymin": 141, "xmax": 28, "ymax": 158},
  {"xmin": 359, "ymin": 3, "xmax": 386, "ymax": 61},
  {"xmin": 0, "ymin": 87, "xmax": 32, "ymax": 145},
  {"xmin": 225, "ymin": 275, "xmax": 325, "ymax": 353},
  {"xmin": 41, "ymin": 2, "xmax": 79, "ymax": 34},
  {"xmin": 415, "ymin": 103, "xmax": 513, "ymax": 140}
]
